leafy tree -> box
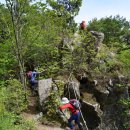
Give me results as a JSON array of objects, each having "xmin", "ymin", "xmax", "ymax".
[
  {"xmin": 87, "ymin": 15, "xmax": 130, "ymax": 48},
  {"xmin": 0, "ymin": 4, "xmax": 16, "ymax": 84},
  {"xmin": 47, "ymin": 0, "xmax": 82, "ymax": 28},
  {"xmin": 24, "ymin": 5, "xmax": 66, "ymax": 73},
  {"xmin": 0, "ymin": 4, "xmax": 10, "ymax": 44},
  {"xmin": 47, "ymin": 0, "xmax": 82, "ymax": 17},
  {"xmin": 43, "ymin": 0, "xmax": 83, "ymax": 72},
  {"xmin": 118, "ymin": 50, "xmax": 130, "ymax": 73},
  {"xmin": 4, "ymin": 0, "xmax": 33, "ymax": 88}
]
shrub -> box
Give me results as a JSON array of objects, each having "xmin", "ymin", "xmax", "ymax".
[{"xmin": 5, "ymin": 79, "xmax": 28, "ymax": 114}]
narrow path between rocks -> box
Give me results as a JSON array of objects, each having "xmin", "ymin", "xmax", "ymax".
[{"xmin": 21, "ymin": 95, "xmax": 65, "ymax": 130}]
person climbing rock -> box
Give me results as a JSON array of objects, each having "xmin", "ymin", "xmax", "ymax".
[
  {"xmin": 59, "ymin": 97, "xmax": 83, "ymax": 130},
  {"xmin": 27, "ymin": 70, "xmax": 41, "ymax": 96}
]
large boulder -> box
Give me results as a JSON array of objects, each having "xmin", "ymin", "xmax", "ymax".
[
  {"xmin": 81, "ymin": 101, "xmax": 101, "ymax": 130},
  {"xmin": 38, "ymin": 78, "xmax": 52, "ymax": 106}
]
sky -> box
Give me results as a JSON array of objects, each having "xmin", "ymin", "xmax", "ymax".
[
  {"xmin": 0, "ymin": 0, "xmax": 130, "ymax": 24},
  {"xmin": 74, "ymin": 0, "xmax": 130, "ymax": 23}
]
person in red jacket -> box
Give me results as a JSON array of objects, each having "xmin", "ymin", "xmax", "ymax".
[
  {"xmin": 59, "ymin": 97, "xmax": 82, "ymax": 130},
  {"xmin": 80, "ymin": 21, "xmax": 87, "ymax": 30}
]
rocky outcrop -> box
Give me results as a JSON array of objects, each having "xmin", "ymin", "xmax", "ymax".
[
  {"xmin": 64, "ymin": 81, "xmax": 80, "ymax": 99},
  {"xmin": 78, "ymin": 74, "xmax": 130, "ymax": 130},
  {"xmin": 38, "ymin": 78, "xmax": 52, "ymax": 106},
  {"xmin": 90, "ymin": 31, "xmax": 104, "ymax": 44},
  {"xmin": 37, "ymin": 74, "xmax": 129, "ymax": 130},
  {"xmin": 90, "ymin": 31, "xmax": 104, "ymax": 51},
  {"xmin": 81, "ymin": 101, "xmax": 101, "ymax": 130}
]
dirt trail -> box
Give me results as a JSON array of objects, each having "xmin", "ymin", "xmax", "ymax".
[{"xmin": 22, "ymin": 95, "xmax": 65, "ymax": 130}]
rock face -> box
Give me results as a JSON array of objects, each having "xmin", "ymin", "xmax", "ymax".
[
  {"xmin": 99, "ymin": 77, "xmax": 129, "ymax": 130},
  {"xmin": 38, "ymin": 78, "xmax": 52, "ymax": 106},
  {"xmin": 90, "ymin": 31, "xmax": 104, "ymax": 44},
  {"xmin": 64, "ymin": 81, "xmax": 80, "ymax": 99},
  {"xmin": 78, "ymin": 75, "xmax": 130, "ymax": 130},
  {"xmin": 90, "ymin": 31, "xmax": 104, "ymax": 51},
  {"xmin": 81, "ymin": 101, "xmax": 101, "ymax": 130}
]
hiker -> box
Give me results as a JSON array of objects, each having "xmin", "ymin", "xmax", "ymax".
[
  {"xmin": 59, "ymin": 97, "xmax": 82, "ymax": 130},
  {"xmin": 27, "ymin": 70, "xmax": 41, "ymax": 94},
  {"xmin": 80, "ymin": 21, "xmax": 87, "ymax": 30}
]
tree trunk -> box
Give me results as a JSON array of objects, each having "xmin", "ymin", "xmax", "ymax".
[{"xmin": 6, "ymin": 0, "xmax": 27, "ymax": 92}]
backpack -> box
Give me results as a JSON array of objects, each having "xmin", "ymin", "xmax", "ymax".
[
  {"xmin": 27, "ymin": 71, "xmax": 32, "ymax": 79},
  {"xmin": 70, "ymin": 99, "xmax": 80, "ymax": 110}
]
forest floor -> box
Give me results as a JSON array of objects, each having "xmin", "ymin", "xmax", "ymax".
[{"xmin": 21, "ymin": 93, "xmax": 65, "ymax": 130}]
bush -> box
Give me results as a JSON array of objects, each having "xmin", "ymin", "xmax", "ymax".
[
  {"xmin": 5, "ymin": 79, "xmax": 28, "ymax": 114},
  {"xmin": 0, "ymin": 87, "xmax": 35, "ymax": 130}
]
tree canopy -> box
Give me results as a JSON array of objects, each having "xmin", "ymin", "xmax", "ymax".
[{"xmin": 0, "ymin": 0, "xmax": 130, "ymax": 129}]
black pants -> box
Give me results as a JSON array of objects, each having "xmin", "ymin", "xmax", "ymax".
[{"xmin": 30, "ymin": 80, "xmax": 38, "ymax": 90}]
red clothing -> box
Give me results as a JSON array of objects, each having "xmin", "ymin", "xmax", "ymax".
[
  {"xmin": 59, "ymin": 103, "xmax": 79, "ymax": 114},
  {"xmin": 80, "ymin": 21, "xmax": 87, "ymax": 29}
]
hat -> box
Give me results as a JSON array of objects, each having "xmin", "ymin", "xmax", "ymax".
[{"xmin": 61, "ymin": 97, "xmax": 69, "ymax": 104}]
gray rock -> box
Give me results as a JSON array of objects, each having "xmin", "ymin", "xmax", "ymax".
[
  {"xmin": 64, "ymin": 81, "xmax": 80, "ymax": 99},
  {"xmin": 90, "ymin": 31, "xmax": 104, "ymax": 52},
  {"xmin": 90, "ymin": 31, "xmax": 104, "ymax": 44},
  {"xmin": 38, "ymin": 78, "xmax": 52, "ymax": 106}
]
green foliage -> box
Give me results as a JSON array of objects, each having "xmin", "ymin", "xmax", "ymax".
[
  {"xmin": 0, "ymin": 4, "xmax": 10, "ymax": 44},
  {"xmin": 87, "ymin": 15, "xmax": 130, "ymax": 47},
  {"xmin": 0, "ymin": 43, "xmax": 16, "ymax": 82},
  {"xmin": 23, "ymin": 4, "xmax": 66, "ymax": 73},
  {"xmin": 0, "ymin": 110, "xmax": 35, "ymax": 130},
  {"xmin": 48, "ymin": 0, "xmax": 82, "ymax": 15},
  {"xmin": 0, "ymin": 87, "xmax": 35, "ymax": 130},
  {"xmin": 0, "ymin": 1, "xmax": 130, "ymax": 129},
  {"xmin": 43, "ymin": 91, "xmax": 61, "ymax": 120},
  {"xmin": 16, "ymin": 119, "xmax": 36, "ymax": 130},
  {"xmin": 0, "ymin": 4, "xmax": 16, "ymax": 81},
  {"xmin": 94, "ymin": 44, "xmax": 123, "ymax": 75},
  {"xmin": 0, "ymin": 109, "xmax": 17, "ymax": 130},
  {"xmin": 118, "ymin": 50, "xmax": 130, "ymax": 68},
  {"xmin": 120, "ymin": 98, "xmax": 130, "ymax": 107},
  {"xmin": 46, "ymin": 93, "xmax": 60, "ymax": 115},
  {"xmin": 47, "ymin": 0, "xmax": 82, "ymax": 17},
  {"xmin": 62, "ymin": 30, "xmax": 96, "ymax": 74},
  {"xmin": 119, "ymin": 98, "xmax": 130, "ymax": 129},
  {"xmin": 43, "ymin": 81, "xmax": 64, "ymax": 122},
  {"xmin": 0, "ymin": 87, "xmax": 15, "ymax": 130},
  {"xmin": 47, "ymin": 0, "xmax": 82, "ymax": 29},
  {"xmin": 1, "ymin": 0, "xmax": 82, "ymax": 79},
  {"xmin": 5, "ymin": 79, "xmax": 27, "ymax": 114}
]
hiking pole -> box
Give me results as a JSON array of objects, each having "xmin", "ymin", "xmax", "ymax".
[
  {"xmin": 72, "ymin": 83, "xmax": 89, "ymax": 130},
  {"xmin": 57, "ymin": 109, "xmax": 68, "ymax": 120},
  {"xmin": 80, "ymin": 109, "xmax": 88, "ymax": 130}
]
